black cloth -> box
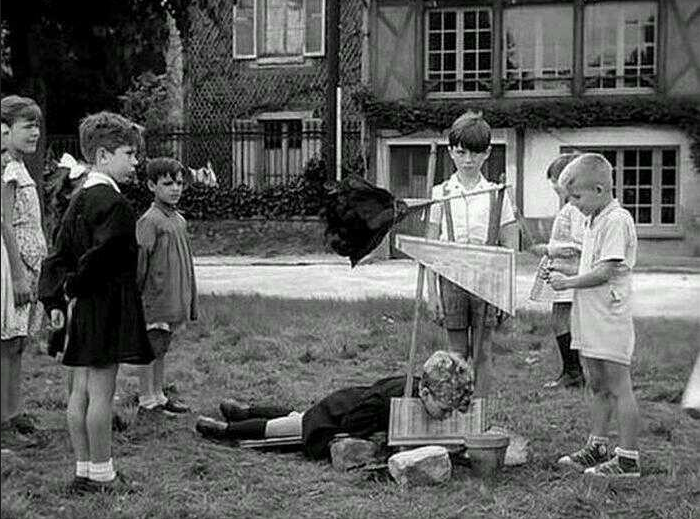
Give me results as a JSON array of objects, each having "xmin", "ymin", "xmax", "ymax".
[
  {"xmin": 301, "ymin": 375, "xmax": 420, "ymax": 460},
  {"xmin": 38, "ymin": 185, "xmax": 154, "ymax": 367}
]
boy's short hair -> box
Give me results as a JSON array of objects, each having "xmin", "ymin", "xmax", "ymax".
[
  {"xmin": 146, "ymin": 157, "xmax": 185, "ymax": 184},
  {"xmin": 79, "ymin": 111, "xmax": 142, "ymax": 164},
  {"xmin": 420, "ymin": 350, "xmax": 474, "ymax": 413},
  {"xmin": 561, "ymin": 153, "xmax": 614, "ymax": 191},
  {"xmin": 546, "ymin": 152, "xmax": 581, "ymax": 182},
  {"xmin": 1, "ymin": 95, "xmax": 42, "ymax": 126},
  {"xmin": 448, "ymin": 112, "xmax": 491, "ymax": 153}
]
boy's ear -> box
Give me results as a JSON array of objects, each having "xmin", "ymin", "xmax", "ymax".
[{"xmin": 146, "ymin": 179, "xmax": 157, "ymax": 193}]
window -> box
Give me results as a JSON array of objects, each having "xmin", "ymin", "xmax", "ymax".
[
  {"xmin": 233, "ymin": 0, "xmax": 324, "ymax": 60},
  {"xmin": 584, "ymin": 1, "xmax": 657, "ymax": 90},
  {"xmin": 425, "ymin": 8, "xmax": 492, "ymax": 95},
  {"xmin": 503, "ymin": 5, "xmax": 573, "ymax": 93},
  {"xmin": 563, "ymin": 147, "xmax": 679, "ymax": 232},
  {"xmin": 262, "ymin": 119, "xmax": 303, "ymax": 185}
]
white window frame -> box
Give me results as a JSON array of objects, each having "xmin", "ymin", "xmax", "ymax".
[
  {"xmin": 233, "ymin": 0, "xmax": 325, "ymax": 62},
  {"xmin": 502, "ymin": 5, "xmax": 574, "ymax": 96},
  {"xmin": 561, "ymin": 146, "xmax": 681, "ymax": 236},
  {"xmin": 583, "ymin": 1, "xmax": 657, "ymax": 94},
  {"xmin": 424, "ymin": 7, "xmax": 493, "ymax": 99}
]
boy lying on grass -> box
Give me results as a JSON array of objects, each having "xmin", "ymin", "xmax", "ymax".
[{"xmin": 196, "ymin": 350, "xmax": 473, "ymax": 460}]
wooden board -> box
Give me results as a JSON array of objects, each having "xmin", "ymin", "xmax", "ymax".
[
  {"xmin": 395, "ymin": 234, "xmax": 516, "ymax": 315},
  {"xmin": 239, "ymin": 436, "xmax": 303, "ymax": 449},
  {"xmin": 387, "ymin": 397, "xmax": 484, "ymax": 446}
]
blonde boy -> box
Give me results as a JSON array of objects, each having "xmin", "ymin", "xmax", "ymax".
[{"xmin": 550, "ymin": 153, "xmax": 641, "ymax": 478}]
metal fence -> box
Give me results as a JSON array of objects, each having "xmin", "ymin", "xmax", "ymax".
[{"xmin": 47, "ymin": 118, "xmax": 365, "ymax": 188}]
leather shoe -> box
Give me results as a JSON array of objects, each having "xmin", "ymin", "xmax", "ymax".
[
  {"xmin": 196, "ymin": 416, "xmax": 231, "ymax": 440},
  {"xmin": 544, "ymin": 371, "xmax": 584, "ymax": 389},
  {"xmin": 219, "ymin": 399, "xmax": 250, "ymax": 422}
]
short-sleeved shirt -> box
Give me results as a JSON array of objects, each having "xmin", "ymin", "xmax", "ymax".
[
  {"xmin": 570, "ymin": 199, "xmax": 637, "ymax": 365},
  {"xmin": 429, "ymin": 174, "xmax": 516, "ymax": 244},
  {"xmin": 136, "ymin": 201, "xmax": 198, "ymax": 327}
]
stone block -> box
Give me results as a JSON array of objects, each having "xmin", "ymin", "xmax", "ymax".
[
  {"xmin": 330, "ymin": 438, "xmax": 380, "ymax": 471},
  {"xmin": 387, "ymin": 446, "xmax": 451, "ymax": 486}
]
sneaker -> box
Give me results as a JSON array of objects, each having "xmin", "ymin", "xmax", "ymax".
[
  {"xmin": 544, "ymin": 372, "xmax": 584, "ymax": 389},
  {"xmin": 557, "ymin": 441, "xmax": 611, "ymax": 470},
  {"xmin": 84, "ymin": 472, "xmax": 136, "ymax": 494},
  {"xmin": 9, "ymin": 413, "xmax": 37, "ymax": 435},
  {"xmin": 161, "ymin": 399, "xmax": 190, "ymax": 415},
  {"xmin": 195, "ymin": 416, "xmax": 231, "ymax": 441},
  {"xmin": 584, "ymin": 454, "xmax": 641, "ymax": 478},
  {"xmin": 65, "ymin": 476, "xmax": 92, "ymax": 495}
]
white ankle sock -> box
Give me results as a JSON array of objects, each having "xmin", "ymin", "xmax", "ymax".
[
  {"xmin": 76, "ymin": 461, "xmax": 89, "ymax": 478},
  {"xmin": 615, "ymin": 447, "xmax": 639, "ymax": 460},
  {"xmin": 589, "ymin": 435, "xmax": 609, "ymax": 445},
  {"xmin": 139, "ymin": 395, "xmax": 159, "ymax": 409},
  {"xmin": 88, "ymin": 458, "xmax": 116, "ymax": 482}
]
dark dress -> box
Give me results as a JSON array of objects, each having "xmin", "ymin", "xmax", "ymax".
[
  {"xmin": 38, "ymin": 185, "xmax": 154, "ymax": 367},
  {"xmin": 301, "ymin": 376, "xmax": 420, "ymax": 460}
]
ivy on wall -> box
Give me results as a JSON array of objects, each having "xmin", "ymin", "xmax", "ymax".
[{"xmin": 355, "ymin": 89, "xmax": 700, "ymax": 170}]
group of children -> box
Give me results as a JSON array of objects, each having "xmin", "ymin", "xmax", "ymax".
[
  {"xmin": 1, "ymin": 96, "xmax": 198, "ymax": 494},
  {"xmin": 0, "ymin": 95, "xmax": 690, "ymax": 494}
]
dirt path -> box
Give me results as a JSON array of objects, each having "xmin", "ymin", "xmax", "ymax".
[{"xmin": 194, "ymin": 257, "xmax": 700, "ymax": 319}]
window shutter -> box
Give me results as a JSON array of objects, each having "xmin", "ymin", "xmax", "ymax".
[
  {"xmin": 234, "ymin": 0, "xmax": 256, "ymax": 58},
  {"xmin": 304, "ymin": 0, "xmax": 324, "ymax": 56},
  {"xmin": 232, "ymin": 119, "xmax": 263, "ymax": 187}
]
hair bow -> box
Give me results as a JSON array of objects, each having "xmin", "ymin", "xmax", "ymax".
[{"xmin": 58, "ymin": 153, "xmax": 88, "ymax": 179}]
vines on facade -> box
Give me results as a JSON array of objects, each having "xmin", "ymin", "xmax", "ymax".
[{"xmin": 354, "ymin": 88, "xmax": 700, "ymax": 170}]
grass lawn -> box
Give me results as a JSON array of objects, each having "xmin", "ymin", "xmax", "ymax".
[{"xmin": 2, "ymin": 295, "xmax": 699, "ymax": 519}]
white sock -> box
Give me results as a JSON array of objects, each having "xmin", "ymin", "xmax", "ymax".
[
  {"xmin": 615, "ymin": 447, "xmax": 639, "ymax": 460},
  {"xmin": 156, "ymin": 392, "xmax": 168, "ymax": 405},
  {"xmin": 76, "ymin": 461, "xmax": 89, "ymax": 478},
  {"xmin": 139, "ymin": 395, "xmax": 159, "ymax": 409},
  {"xmin": 88, "ymin": 458, "xmax": 116, "ymax": 482},
  {"xmin": 589, "ymin": 435, "xmax": 609, "ymax": 445}
]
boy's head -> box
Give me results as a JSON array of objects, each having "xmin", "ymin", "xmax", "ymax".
[
  {"xmin": 447, "ymin": 112, "xmax": 491, "ymax": 177},
  {"xmin": 418, "ymin": 350, "xmax": 474, "ymax": 420},
  {"xmin": 1, "ymin": 95, "xmax": 42, "ymax": 157},
  {"xmin": 560, "ymin": 153, "xmax": 614, "ymax": 216},
  {"xmin": 146, "ymin": 157, "xmax": 186, "ymax": 207},
  {"xmin": 546, "ymin": 152, "xmax": 581, "ymax": 199},
  {"xmin": 79, "ymin": 111, "xmax": 141, "ymax": 183}
]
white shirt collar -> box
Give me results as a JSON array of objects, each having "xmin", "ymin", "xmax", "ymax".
[
  {"xmin": 445, "ymin": 172, "xmax": 490, "ymax": 194},
  {"xmin": 82, "ymin": 171, "xmax": 121, "ymax": 193}
]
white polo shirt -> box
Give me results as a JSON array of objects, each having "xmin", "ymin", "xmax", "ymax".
[{"xmin": 429, "ymin": 173, "xmax": 516, "ymax": 244}]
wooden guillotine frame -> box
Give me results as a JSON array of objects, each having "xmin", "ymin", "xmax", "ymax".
[{"xmin": 388, "ymin": 142, "xmax": 516, "ymax": 447}]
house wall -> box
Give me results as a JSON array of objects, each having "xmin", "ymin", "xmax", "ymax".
[
  {"xmin": 664, "ymin": 0, "xmax": 700, "ymax": 95},
  {"xmin": 523, "ymin": 126, "xmax": 700, "ymax": 256}
]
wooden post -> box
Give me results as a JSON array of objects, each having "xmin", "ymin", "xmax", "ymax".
[{"xmin": 325, "ymin": 0, "xmax": 340, "ymax": 180}]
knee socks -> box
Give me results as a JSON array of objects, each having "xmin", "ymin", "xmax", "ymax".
[
  {"xmin": 226, "ymin": 418, "xmax": 268, "ymax": 439},
  {"xmin": 556, "ymin": 333, "xmax": 582, "ymax": 375}
]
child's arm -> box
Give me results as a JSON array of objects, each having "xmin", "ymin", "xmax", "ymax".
[
  {"xmin": 1, "ymin": 220, "xmax": 31, "ymax": 305},
  {"xmin": 549, "ymin": 259, "xmax": 620, "ymax": 290},
  {"xmin": 135, "ymin": 216, "xmax": 156, "ymax": 293}
]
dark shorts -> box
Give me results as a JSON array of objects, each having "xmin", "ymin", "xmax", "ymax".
[
  {"xmin": 439, "ymin": 277, "xmax": 504, "ymax": 330},
  {"xmin": 0, "ymin": 337, "xmax": 25, "ymax": 356},
  {"xmin": 147, "ymin": 329, "xmax": 173, "ymax": 358}
]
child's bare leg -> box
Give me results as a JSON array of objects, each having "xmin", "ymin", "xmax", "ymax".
[
  {"xmin": 585, "ymin": 358, "xmax": 614, "ymax": 437},
  {"xmin": 153, "ymin": 355, "xmax": 166, "ymax": 402},
  {"xmin": 1, "ymin": 340, "xmax": 14, "ymax": 423},
  {"xmin": 1, "ymin": 338, "xmax": 25, "ymax": 422},
  {"xmin": 446, "ymin": 330, "xmax": 468, "ymax": 358},
  {"xmin": 136, "ymin": 361, "xmax": 157, "ymax": 408},
  {"xmin": 66, "ymin": 368, "xmax": 90, "ymax": 463},
  {"xmin": 606, "ymin": 362, "xmax": 639, "ymax": 450},
  {"xmin": 86, "ymin": 364, "xmax": 119, "ymax": 463}
]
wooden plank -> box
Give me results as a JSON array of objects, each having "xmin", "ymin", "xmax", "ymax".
[
  {"xmin": 387, "ymin": 397, "xmax": 483, "ymax": 447},
  {"xmin": 239, "ymin": 436, "xmax": 303, "ymax": 449},
  {"xmin": 395, "ymin": 235, "xmax": 516, "ymax": 315}
]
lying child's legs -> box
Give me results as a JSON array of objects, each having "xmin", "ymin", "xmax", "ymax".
[
  {"xmin": 264, "ymin": 412, "xmax": 303, "ymax": 438},
  {"xmin": 66, "ymin": 368, "xmax": 90, "ymax": 478},
  {"xmin": 86, "ymin": 364, "xmax": 119, "ymax": 482}
]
